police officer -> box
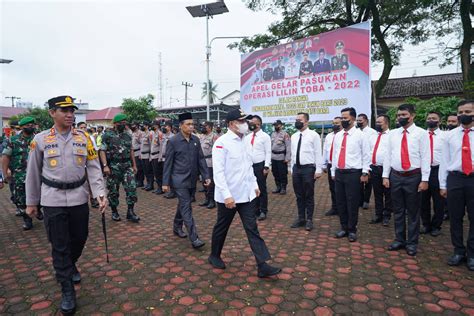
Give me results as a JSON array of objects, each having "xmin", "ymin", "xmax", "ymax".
[
  {"xmin": 150, "ymin": 120, "xmax": 164, "ymax": 194},
  {"xmin": 100, "ymin": 113, "xmax": 140, "ymax": 223},
  {"xmin": 140, "ymin": 122, "xmax": 154, "ymax": 191},
  {"xmin": 331, "ymin": 41, "xmax": 349, "ymax": 71},
  {"xmin": 131, "ymin": 123, "xmax": 144, "ymax": 187},
  {"xmin": 273, "ymin": 56, "xmax": 285, "ymax": 80},
  {"xmin": 199, "ymin": 121, "xmax": 218, "ymax": 209},
  {"xmin": 160, "ymin": 121, "xmax": 176, "ymax": 198},
  {"xmin": 262, "ymin": 58, "xmax": 273, "ymax": 81},
  {"xmin": 215, "ymin": 125, "xmax": 224, "ymax": 138},
  {"xmin": 270, "ymin": 120, "xmax": 291, "ymax": 195},
  {"xmin": 313, "ymin": 48, "xmax": 331, "ymax": 74},
  {"xmin": 26, "ymin": 95, "xmax": 106, "ymax": 314},
  {"xmin": 299, "ymin": 49, "xmax": 313, "ymax": 77},
  {"xmin": 2, "ymin": 116, "xmax": 43, "ymax": 230}
]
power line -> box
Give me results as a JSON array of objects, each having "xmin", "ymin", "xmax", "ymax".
[{"xmin": 5, "ymin": 96, "xmax": 21, "ymax": 107}]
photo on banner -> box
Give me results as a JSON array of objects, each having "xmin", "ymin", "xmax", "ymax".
[{"xmin": 240, "ymin": 21, "xmax": 371, "ymax": 123}]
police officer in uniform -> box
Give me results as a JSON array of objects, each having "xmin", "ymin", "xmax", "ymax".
[
  {"xmin": 100, "ymin": 113, "xmax": 140, "ymax": 223},
  {"xmin": 199, "ymin": 121, "xmax": 218, "ymax": 209},
  {"xmin": 299, "ymin": 49, "xmax": 313, "ymax": 77},
  {"xmin": 331, "ymin": 41, "xmax": 349, "ymax": 71},
  {"xmin": 26, "ymin": 96, "xmax": 106, "ymax": 314},
  {"xmin": 140, "ymin": 122, "xmax": 154, "ymax": 191},
  {"xmin": 150, "ymin": 120, "xmax": 164, "ymax": 194},
  {"xmin": 262, "ymin": 58, "xmax": 273, "ymax": 81},
  {"xmin": 132, "ymin": 123, "xmax": 144, "ymax": 187},
  {"xmin": 273, "ymin": 56, "xmax": 285, "ymax": 80},
  {"xmin": 215, "ymin": 125, "xmax": 224, "ymax": 138},
  {"xmin": 160, "ymin": 121, "xmax": 176, "ymax": 198},
  {"xmin": 270, "ymin": 120, "xmax": 291, "ymax": 195}
]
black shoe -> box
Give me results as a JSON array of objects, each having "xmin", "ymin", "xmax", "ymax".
[
  {"xmin": 334, "ymin": 230, "xmax": 347, "ymax": 238},
  {"xmin": 165, "ymin": 192, "xmax": 177, "ymax": 199},
  {"xmin": 272, "ymin": 186, "xmax": 281, "ymax": 194},
  {"xmin": 111, "ymin": 210, "xmax": 121, "ymax": 221},
  {"xmin": 257, "ymin": 263, "xmax": 281, "ymax": 278},
  {"xmin": 257, "ymin": 212, "xmax": 267, "ymax": 221},
  {"xmin": 199, "ymin": 199, "xmax": 210, "ymax": 207},
  {"xmin": 447, "ymin": 254, "xmax": 466, "ymax": 266},
  {"xmin": 369, "ymin": 217, "xmax": 382, "ymax": 224},
  {"xmin": 145, "ymin": 185, "xmax": 154, "ymax": 192},
  {"xmin": 430, "ymin": 228, "xmax": 442, "ymax": 237},
  {"xmin": 388, "ymin": 241, "xmax": 405, "ymax": 251},
  {"xmin": 305, "ymin": 220, "xmax": 313, "ymax": 231},
  {"xmin": 348, "ymin": 233, "xmax": 357, "ymax": 242},
  {"xmin": 90, "ymin": 198, "xmax": 99, "ymax": 208},
  {"xmin": 362, "ymin": 202, "xmax": 369, "ymax": 210},
  {"xmin": 206, "ymin": 200, "xmax": 216, "ymax": 209},
  {"xmin": 290, "ymin": 219, "xmax": 305, "ymax": 228},
  {"xmin": 15, "ymin": 208, "xmax": 23, "ymax": 217},
  {"xmin": 198, "ymin": 187, "xmax": 206, "ymax": 193},
  {"xmin": 36, "ymin": 209, "xmax": 44, "ymax": 221},
  {"xmin": 136, "ymin": 182, "xmax": 144, "ymax": 188},
  {"xmin": 126, "ymin": 207, "xmax": 140, "ymax": 223},
  {"xmin": 279, "ymin": 187, "xmax": 287, "ymax": 195},
  {"xmin": 72, "ymin": 266, "xmax": 81, "ymax": 284},
  {"xmin": 382, "ymin": 217, "xmax": 390, "ymax": 227},
  {"xmin": 406, "ymin": 246, "xmax": 417, "ymax": 256},
  {"xmin": 420, "ymin": 226, "xmax": 431, "ymax": 235},
  {"xmin": 467, "ymin": 258, "xmax": 474, "ymax": 271},
  {"xmin": 60, "ymin": 280, "xmax": 76, "ymax": 315},
  {"xmin": 192, "ymin": 238, "xmax": 205, "ymax": 249},
  {"xmin": 208, "ymin": 255, "xmax": 226, "ymax": 269},
  {"xmin": 173, "ymin": 228, "xmax": 187, "ymax": 238},
  {"xmin": 22, "ymin": 216, "xmax": 33, "ymax": 231},
  {"xmin": 324, "ymin": 209, "xmax": 337, "ymax": 216},
  {"xmin": 153, "ymin": 188, "xmax": 164, "ymax": 195}
]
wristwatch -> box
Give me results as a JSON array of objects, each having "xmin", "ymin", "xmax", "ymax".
[
  {"xmin": 362, "ymin": 172, "xmax": 369, "ymax": 176},
  {"xmin": 264, "ymin": 166, "xmax": 269, "ymax": 170},
  {"xmin": 102, "ymin": 163, "xmax": 108, "ymax": 168}
]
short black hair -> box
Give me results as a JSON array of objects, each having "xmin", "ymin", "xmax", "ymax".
[
  {"xmin": 398, "ymin": 103, "xmax": 415, "ymax": 114},
  {"xmin": 334, "ymin": 116, "xmax": 342, "ymax": 120},
  {"xmin": 458, "ymin": 99, "xmax": 474, "ymax": 108},
  {"xmin": 319, "ymin": 48, "xmax": 325, "ymax": 54},
  {"xmin": 377, "ymin": 114, "xmax": 390, "ymax": 125},
  {"xmin": 203, "ymin": 121, "xmax": 214, "ymax": 128},
  {"xmin": 427, "ymin": 111, "xmax": 442, "ymax": 119},
  {"xmin": 252, "ymin": 115, "xmax": 263, "ymax": 125},
  {"xmin": 77, "ymin": 122, "xmax": 86, "ymax": 127},
  {"xmin": 447, "ymin": 113, "xmax": 458, "ymax": 118},
  {"xmin": 357, "ymin": 113, "xmax": 368, "ymax": 120},
  {"xmin": 297, "ymin": 112, "xmax": 310, "ymax": 121},
  {"xmin": 341, "ymin": 107, "xmax": 357, "ymax": 118}
]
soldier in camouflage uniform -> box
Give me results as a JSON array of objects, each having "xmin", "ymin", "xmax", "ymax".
[
  {"xmin": 199, "ymin": 121, "xmax": 218, "ymax": 209},
  {"xmin": 2, "ymin": 116, "xmax": 43, "ymax": 230},
  {"xmin": 99, "ymin": 113, "xmax": 140, "ymax": 223}
]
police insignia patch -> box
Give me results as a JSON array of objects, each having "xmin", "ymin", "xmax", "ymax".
[
  {"xmin": 50, "ymin": 159, "xmax": 57, "ymax": 167},
  {"xmin": 30, "ymin": 140, "xmax": 37, "ymax": 151}
]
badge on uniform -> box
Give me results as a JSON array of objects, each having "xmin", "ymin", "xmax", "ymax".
[
  {"xmin": 30, "ymin": 140, "xmax": 37, "ymax": 151},
  {"xmin": 194, "ymin": 143, "xmax": 197, "ymax": 146},
  {"xmin": 77, "ymin": 157, "xmax": 83, "ymax": 165},
  {"xmin": 50, "ymin": 159, "xmax": 57, "ymax": 167}
]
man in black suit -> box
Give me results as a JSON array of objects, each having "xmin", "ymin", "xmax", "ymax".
[
  {"xmin": 313, "ymin": 48, "xmax": 331, "ymax": 74},
  {"xmin": 163, "ymin": 112, "xmax": 211, "ymax": 249}
]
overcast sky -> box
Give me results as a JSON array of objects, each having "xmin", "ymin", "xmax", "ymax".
[{"xmin": 1, "ymin": 0, "xmax": 460, "ymax": 109}]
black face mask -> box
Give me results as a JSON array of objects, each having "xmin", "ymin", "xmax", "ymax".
[
  {"xmin": 332, "ymin": 125, "xmax": 341, "ymax": 132},
  {"xmin": 274, "ymin": 126, "xmax": 281, "ymax": 132},
  {"xmin": 398, "ymin": 117, "xmax": 409, "ymax": 127},
  {"xmin": 131, "ymin": 126, "xmax": 137, "ymax": 131},
  {"xmin": 200, "ymin": 127, "xmax": 207, "ymax": 134},
  {"xmin": 216, "ymin": 128, "xmax": 222, "ymax": 133},
  {"xmin": 23, "ymin": 127, "xmax": 35, "ymax": 135},
  {"xmin": 459, "ymin": 115, "xmax": 473, "ymax": 125},
  {"xmin": 426, "ymin": 121, "xmax": 439, "ymax": 129},
  {"xmin": 341, "ymin": 120, "xmax": 351, "ymax": 129},
  {"xmin": 140, "ymin": 126, "xmax": 146, "ymax": 131},
  {"xmin": 375, "ymin": 124, "xmax": 383, "ymax": 132},
  {"xmin": 356, "ymin": 122, "xmax": 363, "ymax": 128},
  {"xmin": 248, "ymin": 123, "xmax": 257, "ymax": 131},
  {"xmin": 295, "ymin": 121, "xmax": 304, "ymax": 130},
  {"xmin": 447, "ymin": 124, "xmax": 457, "ymax": 130},
  {"xmin": 161, "ymin": 127, "xmax": 167, "ymax": 133},
  {"xmin": 116, "ymin": 124, "xmax": 126, "ymax": 132}
]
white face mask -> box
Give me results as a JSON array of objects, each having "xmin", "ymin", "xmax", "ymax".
[{"xmin": 237, "ymin": 122, "xmax": 249, "ymax": 134}]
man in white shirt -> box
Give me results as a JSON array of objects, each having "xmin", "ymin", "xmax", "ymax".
[
  {"xmin": 246, "ymin": 115, "xmax": 272, "ymax": 221},
  {"xmin": 331, "ymin": 107, "xmax": 370, "ymax": 242},
  {"xmin": 383, "ymin": 103, "xmax": 430, "ymax": 257},
  {"xmin": 439, "ymin": 100, "xmax": 474, "ymax": 270},
  {"xmin": 369, "ymin": 115, "xmax": 392, "ymax": 226},
  {"xmin": 420, "ymin": 111, "xmax": 446, "ymax": 237},
  {"xmin": 357, "ymin": 113, "xmax": 377, "ymax": 209},
  {"xmin": 209, "ymin": 109, "xmax": 281, "ymax": 278},
  {"xmin": 322, "ymin": 117, "xmax": 342, "ymax": 216},
  {"xmin": 290, "ymin": 112, "xmax": 323, "ymax": 231}
]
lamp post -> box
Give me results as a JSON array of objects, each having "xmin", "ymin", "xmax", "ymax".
[{"xmin": 0, "ymin": 59, "xmax": 13, "ymax": 64}]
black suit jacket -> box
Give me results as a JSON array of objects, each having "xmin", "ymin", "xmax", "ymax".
[{"xmin": 163, "ymin": 132, "xmax": 209, "ymax": 189}]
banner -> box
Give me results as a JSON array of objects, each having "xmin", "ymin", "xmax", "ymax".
[{"xmin": 240, "ymin": 21, "xmax": 371, "ymax": 123}]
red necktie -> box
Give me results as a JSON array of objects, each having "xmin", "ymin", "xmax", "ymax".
[
  {"xmin": 329, "ymin": 135, "xmax": 335, "ymax": 162},
  {"xmin": 401, "ymin": 129, "xmax": 411, "ymax": 170},
  {"xmin": 372, "ymin": 133, "xmax": 382, "ymax": 165},
  {"xmin": 462, "ymin": 129, "xmax": 472, "ymax": 175},
  {"xmin": 251, "ymin": 132, "xmax": 256, "ymax": 146},
  {"xmin": 429, "ymin": 131, "xmax": 434, "ymax": 165},
  {"xmin": 337, "ymin": 132, "xmax": 348, "ymax": 169}
]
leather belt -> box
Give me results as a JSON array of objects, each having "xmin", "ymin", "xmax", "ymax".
[
  {"xmin": 41, "ymin": 175, "xmax": 87, "ymax": 190},
  {"xmin": 336, "ymin": 168, "xmax": 362, "ymax": 174},
  {"xmin": 295, "ymin": 164, "xmax": 315, "ymax": 168},
  {"xmin": 141, "ymin": 151, "xmax": 150, "ymax": 154},
  {"xmin": 151, "ymin": 151, "xmax": 160, "ymax": 155},
  {"xmin": 450, "ymin": 171, "xmax": 474, "ymax": 177},
  {"xmin": 133, "ymin": 148, "xmax": 140, "ymax": 152},
  {"xmin": 272, "ymin": 150, "xmax": 286, "ymax": 154},
  {"xmin": 391, "ymin": 168, "xmax": 421, "ymax": 177}
]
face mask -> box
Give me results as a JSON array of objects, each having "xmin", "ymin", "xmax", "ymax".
[
  {"xmin": 426, "ymin": 121, "xmax": 439, "ymax": 129},
  {"xmin": 447, "ymin": 124, "xmax": 457, "ymax": 130},
  {"xmin": 398, "ymin": 117, "xmax": 409, "ymax": 127},
  {"xmin": 274, "ymin": 126, "xmax": 281, "ymax": 132},
  {"xmin": 332, "ymin": 125, "xmax": 340, "ymax": 132},
  {"xmin": 459, "ymin": 115, "xmax": 473, "ymax": 125},
  {"xmin": 161, "ymin": 127, "xmax": 167, "ymax": 133},
  {"xmin": 131, "ymin": 126, "xmax": 137, "ymax": 131},
  {"xmin": 23, "ymin": 127, "xmax": 35, "ymax": 135},
  {"xmin": 140, "ymin": 126, "xmax": 146, "ymax": 131},
  {"xmin": 248, "ymin": 123, "xmax": 257, "ymax": 131},
  {"xmin": 295, "ymin": 121, "xmax": 304, "ymax": 130},
  {"xmin": 237, "ymin": 122, "xmax": 249, "ymax": 134},
  {"xmin": 200, "ymin": 127, "xmax": 207, "ymax": 134},
  {"xmin": 117, "ymin": 124, "xmax": 126, "ymax": 132},
  {"xmin": 356, "ymin": 122, "xmax": 363, "ymax": 128},
  {"xmin": 216, "ymin": 128, "xmax": 222, "ymax": 133},
  {"xmin": 341, "ymin": 120, "xmax": 350, "ymax": 129},
  {"xmin": 375, "ymin": 124, "xmax": 383, "ymax": 132}
]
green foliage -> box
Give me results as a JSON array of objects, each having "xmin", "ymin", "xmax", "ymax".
[
  {"xmin": 9, "ymin": 106, "xmax": 54, "ymax": 130},
  {"xmin": 201, "ymin": 80, "xmax": 219, "ymax": 104},
  {"xmin": 121, "ymin": 94, "xmax": 157, "ymax": 123},
  {"xmin": 385, "ymin": 96, "xmax": 460, "ymax": 129}
]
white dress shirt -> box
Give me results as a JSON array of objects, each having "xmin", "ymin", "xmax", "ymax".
[
  {"xmin": 361, "ymin": 125, "xmax": 378, "ymax": 137},
  {"xmin": 382, "ymin": 124, "xmax": 431, "ymax": 181},
  {"xmin": 290, "ymin": 127, "xmax": 323, "ymax": 173},
  {"xmin": 369, "ymin": 129, "xmax": 390, "ymax": 166},
  {"xmin": 439, "ymin": 126, "xmax": 474, "ymax": 189},
  {"xmin": 331, "ymin": 125, "xmax": 370, "ymax": 176},
  {"xmin": 322, "ymin": 131, "xmax": 337, "ymax": 167},
  {"xmin": 212, "ymin": 130, "xmax": 259, "ymax": 203},
  {"xmin": 426, "ymin": 128, "xmax": 446, "ymax": 167},
  {"xmin": 245, "ymin": 129, "xmax": 271, "ymax": 167}
]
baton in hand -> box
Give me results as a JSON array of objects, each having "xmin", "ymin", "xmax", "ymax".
[{"xmin": 101, "ymin": 213, "xmax": 110, "ymax": 263}]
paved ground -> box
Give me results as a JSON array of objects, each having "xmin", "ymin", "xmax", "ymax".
[{"xmin": 0, "ymin": 175, "xmax": 473, "ymax": 315}]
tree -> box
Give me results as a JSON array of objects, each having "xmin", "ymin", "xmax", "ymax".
[
  {"xmin": 201, "ymin": 80, "xmax": 219, "ymax": 104},
  {"xmin": 459, "ymin": 0, "xmax": 473, "ymax": 98},
  {"xmin": 121, "ymin": 94, "xmax": 157, "ymax": 123},
  {"xmin": 10, "ymin": 107, "xmax": 54, "ymax": 130}
]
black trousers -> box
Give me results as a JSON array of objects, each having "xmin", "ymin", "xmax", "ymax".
[
  {"xmin": 174, "ymin": 188, "xmax": 198, "ymax": 242},
  {"xmin": 371, "ymin": 165, "xmax": 392, "ymax": 219},
  {"xmin": 447, "ymin": 172, "xmax": 474, "ymax": 257},
  {"xmin": 151, "ymin": 159, "xmax": 164, "ymax": 187},
  {"xmin": 43, "ymin": 203, "xmax": 89, "ymax": 283},
  {"xmin": 421, "ymin": 166, "xmax": 445, "ymax": 230},
  {"xmin": 141, "ymin": 158, "xmax": 154, "ymax": 186},
  {"xmin": 135, "ymin": 156, "xmax": 144, "ymax": 184},
  {"xmin": 252, "ymin": 161, "xmax": 268, "ymax": 214},
  {"xmin": 335, "ymin": 169, "xmax": 362, "ymax": 233},
  {"xmin": 327, "ymin": 163, "xmax": 337, "ymax": 212},
  {"xmin": 360, "ymin": 178, "xmax": 372, "ymax": 205},
  {"xmin": 390, "ymin": 171, "xmax": 422, "ymax": 246},
  {"xmin": 205, "ymin": 167, "xmax": 214, "ymax": 201},
  {"xmin": 271, "ymin": 159, "xmax": 288, "ymax": 187},
  {"xmin": 292, "ymin": 165, "xmax": 316, "ymax": 221},
  {"xmin": 211, "ymin": 199, "xmax": 271, "ymax": 264}
]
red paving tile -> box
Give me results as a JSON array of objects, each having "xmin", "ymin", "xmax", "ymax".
[{"xmin": 0, "ymin": 176, "xmax": 473, "ymax": 314}]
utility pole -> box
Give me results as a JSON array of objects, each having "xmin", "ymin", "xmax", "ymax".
[
  {"xmin": 5, "ymin": 96, "xmax": 21, "ymax": 107},
  {"xmin": 181, "ymin": 82, "xmax": 193, "ymax": 107}
]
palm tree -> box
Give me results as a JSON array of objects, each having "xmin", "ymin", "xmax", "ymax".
[{"xmin": 201, "ymin": 80, "xmax": 219, "ymax": 104}]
